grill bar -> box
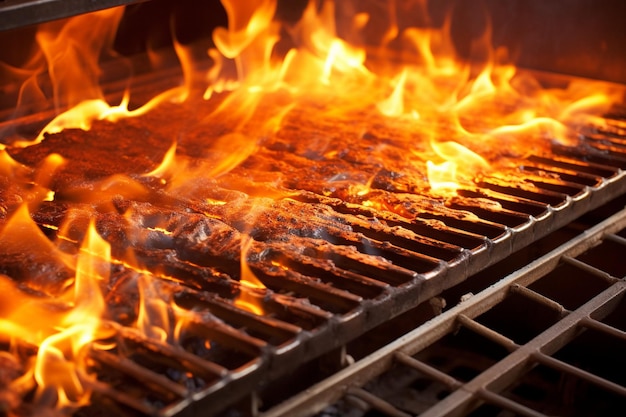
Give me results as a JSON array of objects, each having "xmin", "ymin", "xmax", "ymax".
[
  {"xmin": 394, "ymin": 352, "xmax": 463, "ymax": 390},
  {"xmin": 345, "ymin": 387, "xmax": 413, "ymax": 417},
  {"xmin": 580, "ymin": 316, "xmax": 626, "ymax": 341},
  {"xmin": 263, "ymin": 206, "xmax": 626, "ymax": 417},
  {"xmin": 509, "ymin": 284, "xmax": 568, "ymax": 316},
  {"xmin": 474, "ymin": 388, "xmax": 548, "ymax": 417},
  {"xmin": 561, "ymin": 256, "xmax": 619, "ymax": 283},
  {"xmin": 456, "ymin": 314, "xmax": 519, "ymax": 351},
  {"xmin": 531, "ymin": 352, "xmax": 626, "ymax": 398}
]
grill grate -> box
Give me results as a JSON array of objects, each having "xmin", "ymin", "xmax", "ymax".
[
  {"xmin": 2, "ymin": 77, "xmax": 626, "ymax": 416},
  {"xmin": 263, "ymin": 206, "xmax": 626, "ymax": 417}
]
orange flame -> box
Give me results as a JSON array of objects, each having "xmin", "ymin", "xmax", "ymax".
[
  {"xmin": 8, "ymin": 5, "xmax": 194, "ymax": 148},
  {"xmin": 10, "ymin": 0, "xmax": 617, "ymax": 196},
  {"xmin": 0, "ymin": 211, "xmax": 114, "ymax": 409},
  {"xmin": 426, "ymin": 141, "xmax": 490, "ymax": 196},
  {"xmin": 234, "ymin": 235, "xmax": 266, "ymax": 315},
  {"xmin": 136, "ymin": 275, "xmax": 174, "ymax": 343},
  {"xmin": 34, "ymin": 220, "xmax": 112, "ymax": 407},
  {"xmin": 143, "ymin": 141, "xmax": 178, "ymax": 181},
  {"xmin": 212, "ymin": 0, "xmax": 279, "ymax": 84},
  {"xmin": 377, "ymin": 69, "xmax": 409, "ymax": 117}
]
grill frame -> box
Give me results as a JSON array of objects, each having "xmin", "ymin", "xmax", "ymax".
[{"xmin": 0, "ymin": 0, "xmax": 148, "ymax": 31}]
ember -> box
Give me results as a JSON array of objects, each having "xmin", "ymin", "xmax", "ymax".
[{"xmin": 0, "ymin": 0, "xmax": 625, "ymax": 416}]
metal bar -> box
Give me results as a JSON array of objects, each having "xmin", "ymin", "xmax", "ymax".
[
  {"xmin": 85, "ymin": 378, "xmax": 159, "ymax": 416},
  {"xmin": 561, "ymin": 256, "xmax": 619, "ymax": 283},
  {"xmin": 456, "ymin": 314, "xmax": 519, "ymax": 351},
  {"xmin": 0, "ymin": 0, "xmax": 148, "ymax": 31},
  {"xmin": 532, "ymin": 351, "xmax": 626, "ymax": 397},
  {"xmin": 118, "ymin": 327, "xmax": 229, "ymax": 378},
  {"xmin": 90, "ymin": 349, "xmax": 189, "ymax": 399},
  {"xmin": 394, "ymin": 351, "xmax": 463, "ymax": 390},
  {"xmin": 605, "ymin": 233, "xmax": 626, "ymax": 248},
  {"xmin": 261, "ymin": 207, "xmax": 626, "ymax": 417},
  {"xmin": 345, "ymin": 387, "xmax": 412, "ymax": 417},
  {"xmin": 580, "ymin": 316, "xmax": 626, "ymax": 342},
  {"xmin": 509, "ymin": 284, "xmax": 569, "ymax": 316},
  {"xmin": 475, "ymin": 388, "xmax": 549, "ymax": 417}
]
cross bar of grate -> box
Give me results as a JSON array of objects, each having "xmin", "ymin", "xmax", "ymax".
[
  {"xmin": 344, "ymin": 387, "xmax": 413, "ymax": 417},
  {"xmin": 580, "ymin": 316, "xmax": 626, "ymax": 341}
]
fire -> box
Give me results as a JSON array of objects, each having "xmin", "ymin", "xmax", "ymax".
[
  {"xmin": 234, "ymin": 235, "xmax": 266, "ymax": 316},
  {"xmin": 377, "ymin": 69, "xmax": 409, "ymax": 117},
  {"xmin": 134, "ymin": 274, "xmax": 193, "ymax": 344},
  {"xmin": 34, "ymin": 220, "xmax": 112, "ymax": 407},
  {"xmin": 212, "ymin": 0, "xmax": 278, "ymax": 83},
  {"xmin": 6, "ymin": 0, "xmax": 618, "ymax": 187},
  {"xmin": 0, "ymin": 1, "xmax": 624, "ymax": 413},
  {"xmin": 426, "ymin": 141, "xmax": 490, "ymax": 196},
  {"xmin": 0, "ymin": 209, "xmax": 114, "ymax": 409},
  {"xmin": 143, "ymin": 141, "xmax": 178, "ymax": 181},
  {"xmin": 8, "ymin": 6, "xmax": 194, "ymax": 148}
]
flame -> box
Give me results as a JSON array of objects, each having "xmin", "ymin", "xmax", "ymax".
[
  {"xmin": 0, "ymin": 4, "xmax": 623, "ymax": 417},
  {"xmin": 8, "ymin": 5, "xmax": 192, "ymax": 148},
  {"xmin": 0, "ymin": 148, "xmax": 31, "ymax": 180},
  {"xmin": 0, "ymin": 212, "xmax": 114, "ymax": 409},
  {"xmin": 299, "ymin": 0, "xmax": 370, "ymax": 86},
  {"xmin": 426, "ymin": 141, "xmax": 490, "ymax": 196},
  {"xmin": 0, "ymin": 150, "xmax": 65, "ymax": 213},
  {"xmin": 136, "ymin": 275, "xmax": 173, "ymax": 343},
  {"xmin": 212, "ymin": 0, "xmax": 278, "ymax": 83},
  {"xmin": 2, "ymin": 0, "xmax": 616, "ymax": 160},
  {"xmin": 426, "ymin": 160, "xmax": 459, "ymax": 194},
  {"xmin": 36, "ymin": 8, "xmax": 123, "ymax": 111},
  {"xmin": 7, "ymin": 0, "xmax": 616, "ymax": 191},
  {"xmin": 34, "ymin": 220, "xmax": 112, "ymax": 407},
  {"xmin": 0, "ymin": 204, "xmax": 74, "ymax": 294},
  {"xmin": 143, "ymin": 141, "xmax": 178, "ymax": 181},
  {"xmin": 234, "ymin": 235, "xmax": 266, "ymax": 315},
  {"xmin": 7, "ymin": 7, "xmax": 123, "ymax": 146},
  {"xmin": 377, "ymin": 69, "xmax": 409, "ymax": 117},
  {"xmin": 205, "ymin": 132, "xmax": 259, "ymax": 178}
]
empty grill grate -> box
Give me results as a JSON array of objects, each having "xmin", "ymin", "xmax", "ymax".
[{"xmin": 264, "ymin": 206, "xmax": 626, "ymax": 417}]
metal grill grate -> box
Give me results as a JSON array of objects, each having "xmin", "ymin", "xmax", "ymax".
[
  {"xmin": 264, "ymin": 206, "xmax": 626, "ymax": 417},
  {"xmin": 2, "ymin": 70, "xmax": 626, "ymax": 416}
]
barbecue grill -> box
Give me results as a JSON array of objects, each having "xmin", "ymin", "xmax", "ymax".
[{"xmin": 1, "ymin": 1, "xmax": 626, "ymax": 417}]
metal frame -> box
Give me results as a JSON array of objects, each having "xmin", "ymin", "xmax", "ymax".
[
  {"xmin": 0, "ymin": 0, "xmax": 148, "ymax": 31},
  {"xmin": 263, "ymin": 206, "xmax": 626, "ymax": 417}
]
